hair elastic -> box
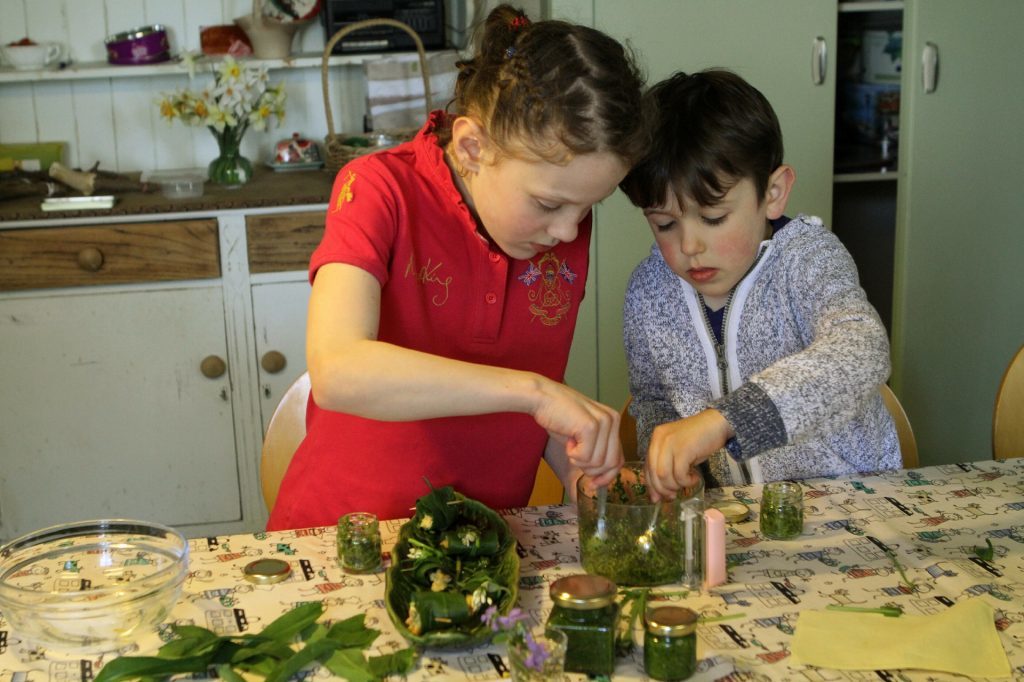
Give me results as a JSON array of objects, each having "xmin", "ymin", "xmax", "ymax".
[
  {"xmin": 505, "ymin": 46, "xmax": 516, "ymax": 59},
  {"xmin": 510, "ymin": 15, "xmax": 529, "ymax": 30}
]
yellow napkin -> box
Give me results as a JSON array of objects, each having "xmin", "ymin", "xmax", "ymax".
[{"xmin": 791, "ymin": 598, "xmax": 1011, "ymax": 677}]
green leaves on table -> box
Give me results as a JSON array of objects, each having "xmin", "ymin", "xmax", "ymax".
[
  {"xmin": 974, "ymin": 538, "xmax": 995, "ymax": 562},
  {"xmin": 94, "ymin": 602, "xmax": 417, "ymax": 682}
]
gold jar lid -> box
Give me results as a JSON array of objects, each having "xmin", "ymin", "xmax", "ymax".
[
  {"xmin": 550, "ymin": 574, "xmax": 617, "ymax": 609},
  {"xmin": 644, "ymin": 605, "xmax": 698, "ymax": 636},
  {"xmin": 711, "ymin": 500, "xmax": 750, "ymax": 523},
  {"xmin": 243, "ymin": 558, "xmax": 291, "ymax": 585}
]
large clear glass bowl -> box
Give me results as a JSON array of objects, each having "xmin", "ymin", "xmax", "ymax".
[
  {"xmin": 0, "ymin": 518, "xmax": 188, "ymax": 652},
  {"xmin": 577, "ymin": 464, "xmax": 704, "ymax": 586}
]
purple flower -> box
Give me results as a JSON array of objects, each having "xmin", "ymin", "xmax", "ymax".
[{"xmin": 523, "ymin": 631, "xmax": 552, "ymax": 670}]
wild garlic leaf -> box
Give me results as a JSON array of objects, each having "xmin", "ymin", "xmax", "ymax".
[
  {"xmin": 93, "ymin": 654, "xmax": 213, "ymax": 682},
  {"xmin": 369, "ymin": 648, "xmax": 418, "ymax": 677},
  {"xmin": 974, "ymin": 538, "xmax": 995, "ymax": 561},
  {"xmin": 325, "ymin": 614, "xmax": 380, "ymax": 649},
  {"xmin": 263, "ymin": 638, "xmax": 339, "ymax": 682},
  {"xmin": 323, "ymin": 647, "xmax": 377, "ymax": 682},
  {"xmin": 257, "ymin": 601, "xmax": 324, "ymax": 641}
]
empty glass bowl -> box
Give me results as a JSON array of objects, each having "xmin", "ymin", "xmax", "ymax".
[{"xmin": 0, "ymin": 518, "xmax": 189, "ymax": 652}]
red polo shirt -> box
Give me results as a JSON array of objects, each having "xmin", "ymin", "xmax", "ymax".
[{"xmin": 267, "ymin": 112, "xmax": 591, "ymax": 529}]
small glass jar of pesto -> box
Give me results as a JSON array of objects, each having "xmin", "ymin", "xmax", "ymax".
[
  {"xmin": 546, "ymin": 574, "xmax": 619, "ymax": 676},
  {"xmin": 337, "ymin": 512, "xmax": 382, "ymax": 573},
  {"xmin": 759, "ymin": 481, "xmax": 804, "ymax": 540},
  {"xmin": 643, "ymin": 605, "xmax": 698, "ymax": 681}
]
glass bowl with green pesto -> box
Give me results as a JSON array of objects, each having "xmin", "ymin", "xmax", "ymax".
[{"xmin": 577, "ymin": 464, "xmax": 704, "ymax": 586}]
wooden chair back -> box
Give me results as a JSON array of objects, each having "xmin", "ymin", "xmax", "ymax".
[
  {"xmin": 259, "ymin": 372, "xmax": 565, "ymax": 511},
  {"xmin": 618, "ymin": 386, "xmax": 918, "ymax": 469},
  {"xmin": 260, "ymin": 372, "xmax": 311, "ymax": 513},
  {"xmin": 993, "ymin": 343, "xmax": 1024, "ymax": 461},
  {"xmin": 880, "ymin": 383, "xmax": 918, "ymax": 469}
]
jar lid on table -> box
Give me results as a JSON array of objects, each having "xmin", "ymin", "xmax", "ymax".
[
  {"xmin": 644, "ymin": 605, "xmax": 698, "ymax": 637},
  {"xmin": 549, "ymin": 574, "xmax": 617, "ymax": 609},
  {"xmin": 243, "ymin": 558, "xmax": 292, "ymax": 585}
]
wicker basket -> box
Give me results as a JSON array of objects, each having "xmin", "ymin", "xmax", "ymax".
[{"xmin": 321, "ymin": 19, "xmax": 433, "ymax": 173}]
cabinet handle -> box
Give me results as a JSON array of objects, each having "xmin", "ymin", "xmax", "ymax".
[
  {"xmin": 200, "ymin": 355, "xmax": 227, "ymax": 379},
  {"xmin": 261, "ymin": 350, "xmax": 287, "ymax": 374},
  {"xmin": 811, "ymin": 36, "xmax": 827, "ymax": 85},
  {"xmin": 922, "ymin": 41, "xmax": 939, "ymax": 94},
  {"xmin": 76, "ymin": 247, "xmax": 104, "ymax": 272}
]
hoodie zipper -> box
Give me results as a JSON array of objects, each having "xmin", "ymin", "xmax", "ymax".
[{"xmin": 695, "ymin": 243, "xmax": 770, "ymax": 484}]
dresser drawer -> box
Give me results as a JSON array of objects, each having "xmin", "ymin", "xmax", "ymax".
[
  {"xmin": 246, "ymin": 211, "xmax": 325, "ymax": 274},
  {"xmin": 0, "ymin": 220, "xmax": 220, "ymax": 291}
]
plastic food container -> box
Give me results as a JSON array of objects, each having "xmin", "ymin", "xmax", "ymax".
[
  {"xmin": 142, "ymin": 169, "xmax": 206, "ymax": 199},
  {"xmin": 105, "ymin": 25, "xmax": 171, "ymax": 65},
  {"xmin": 0, "ymin": 519, "xmax": 189, "ymax": 652},
  {"xmin": 577, "ymin": 464, "xmax": 704, "ymax": 586}
]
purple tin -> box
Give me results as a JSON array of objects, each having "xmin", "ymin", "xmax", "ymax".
[{"xmin": 105, "ymin": 25, "xmax": 171, "ymax": 65}]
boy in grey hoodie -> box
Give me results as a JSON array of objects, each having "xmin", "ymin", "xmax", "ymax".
[{"xmin": 619, "ymin": 69, "xmax": 900, "ymax": 500}]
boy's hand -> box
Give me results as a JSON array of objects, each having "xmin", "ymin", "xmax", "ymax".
[{"xmin": 644, "ymin": 409, "xmax": 733, "ymax": 501}]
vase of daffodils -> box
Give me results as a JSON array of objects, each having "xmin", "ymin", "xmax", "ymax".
[{"xmin": 158, "ymin": 56, "xmax": 286, "ymax": 187}]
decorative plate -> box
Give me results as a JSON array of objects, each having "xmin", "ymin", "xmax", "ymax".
[{"xmin": 385, "ymin": 489, "xmax": 520, "ymax": 649}]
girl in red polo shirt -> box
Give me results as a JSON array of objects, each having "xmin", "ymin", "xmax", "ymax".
[{"xmin": 268, "ymin": 4, "xmax": 649, "ymax": 529}]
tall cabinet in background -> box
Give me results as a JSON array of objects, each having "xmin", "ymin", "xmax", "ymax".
[{"xmin": 556, "ymin": 1, "xmax": 1024, "ymax": 465}]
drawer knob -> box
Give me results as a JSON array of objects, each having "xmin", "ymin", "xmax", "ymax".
[
  {"xmin": 261, "ymin": 350, "xmax": 287, "ymax": 374},
  {"xmin": 200, "ymin": 355, "xmax": 227, "ymax": 379},
  {"xmin": 77, "ymin": 247, "xmax": 104, "ymax": 272}
]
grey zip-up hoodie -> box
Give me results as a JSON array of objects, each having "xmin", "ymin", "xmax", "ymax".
[{"xmin": 624, "ymin": 214, "xmax": 901, "ymax": 486}]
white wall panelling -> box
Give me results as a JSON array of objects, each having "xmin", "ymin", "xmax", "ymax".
[{"xmin": 0, "ymin": 0, "xmax": 379, "ymax": 173}]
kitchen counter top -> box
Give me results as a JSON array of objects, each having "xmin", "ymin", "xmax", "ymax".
[{"xmin": 0, "ymin": 166, "xmax": 335, "ymax": 224}]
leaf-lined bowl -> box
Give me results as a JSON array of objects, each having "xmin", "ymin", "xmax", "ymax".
[{"xmin": 385, "ymin": 493, "xmax": 520, "ymax": 649}]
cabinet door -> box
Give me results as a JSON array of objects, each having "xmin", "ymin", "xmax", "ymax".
[
  {"xmin": 586, "ymin": 0, "xmax": 837, "ymax": 407},
  {"xmin": 892, "ymin": 1, "xmax": 1024, "ymax": 463},
  {"xmin": 0, "ymin": 286, "xmax": 241, "ymax": 541},
  {"xmin": 252, "ymin": 280, "xmax": 311, "ymax": 433}
]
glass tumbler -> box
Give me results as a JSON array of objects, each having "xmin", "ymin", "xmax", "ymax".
[
  {"xmin": 337, "ymin": 512, "xmax": 382, "ymax": 573},
  {"xmin": 759, "ymin": 481, "xmax": 804, "ymax": 540}
]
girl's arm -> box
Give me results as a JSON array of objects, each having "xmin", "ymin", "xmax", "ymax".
[{"xmin": 307, "ymin": 262, "xmax": 623, "ymax": 484}]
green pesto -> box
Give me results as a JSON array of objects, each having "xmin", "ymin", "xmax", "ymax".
[
  {"xmin": 547, "ymin": 602, "xmax": 619, "ymax": 676},
  {"xmin": 644, "ymin": 630, "xmax": 697, "ymax": 681}
]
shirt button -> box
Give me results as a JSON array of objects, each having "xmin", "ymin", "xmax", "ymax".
[
  {"xmin": 485, "ymin": 292, "xmax": 497, "ymax": 304},
  {"xmin": 489, "ymin": 252, "xmax": 501, "ymax": 263}
]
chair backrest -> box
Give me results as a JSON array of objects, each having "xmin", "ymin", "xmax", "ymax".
[
  {"xmin": 619, "ymin": 386, "xmax": 918, "ymax": 469},
  {"xmin": 880, "ymin": 383, "xmax": 918, "ymax": 469},
  {"xmin": 993, "ymin": 343, "xmax": 1024, "ymax": 461},
  {"xmin": 620, "ymin": 395, "xmax": 638, "ymax": 461},
  {"xmin": 259, "ymin": 371, "xmax": 565, "ymax": 511},
  {"xmin": 260, "ymin": 372, "xmax": 311, "ymax": 513}
]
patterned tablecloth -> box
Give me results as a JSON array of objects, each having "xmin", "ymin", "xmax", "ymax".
[{"xmin": 2, "ymin": 459, "xmax": 1023, "ymax": 681}]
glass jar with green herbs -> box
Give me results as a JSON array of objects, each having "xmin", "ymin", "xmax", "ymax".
[
  {"xmin": 759, "ymin": 481, "xmax": 804, "ymax": 540},
  {"xmin": 546, "ymin": 574, "xmax": 619, "ymax": 676},
  {"xmin": 644, "ymin": 605, "xmax": 698, "ymax": 681},
  {"xmin": 577, "ymin": 464, "xmax": 704, "ymax": 586},
  {"xmin": 337, "ymin": 512, "xmax": 382, "ymax": 573}
]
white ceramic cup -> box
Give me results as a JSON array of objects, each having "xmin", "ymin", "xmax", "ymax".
[{"xmin": 2, "ymin": 42, "xmax": 62, "ymax": 70}]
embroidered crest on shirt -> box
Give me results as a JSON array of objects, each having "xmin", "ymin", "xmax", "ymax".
[
  {"xmin": 518, "ymin": 251, "xmax": 575, "ymax": 326},
  {"xmin": 331, "ymin": 171, "xmax": 357, "ymax": 212}
]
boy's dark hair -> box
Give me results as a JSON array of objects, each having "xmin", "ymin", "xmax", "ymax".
[
  {"xmin": 440, "ymin": 4, "xmax": 649, "ymax": 164},
  {"xmin": 620, "ymin": 68, "xmax": 783, "ymax": 209}
]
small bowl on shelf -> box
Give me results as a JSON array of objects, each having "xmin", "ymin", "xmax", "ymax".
[{"xmin": 0, "ymin": 518, "xmax": 189, "ymax": 652}]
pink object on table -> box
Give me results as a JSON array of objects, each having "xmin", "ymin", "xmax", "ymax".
[{"xmin": 703, "ymin": 507, "xmax": 727, "ymax": 588}]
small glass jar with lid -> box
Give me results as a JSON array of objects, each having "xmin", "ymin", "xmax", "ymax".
[
  {"xmin": 337, "ymin": 512, "xmax": 382, "ymax": 573},
  {"xmin": 545, "ymin": 574, "xmax": 619, "ymax": 676},
  {"xmin": 644, "ymin": 605, "xmax": 699, "ymax": 681}
]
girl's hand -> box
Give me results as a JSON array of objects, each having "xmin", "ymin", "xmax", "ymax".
[
  {"xmin": 532, "ymin": 381, "xmax": 623, "ymax": 487},
  {"xmin": 644, "ymin": 409, "xmax": 733, "ymax": 501}
]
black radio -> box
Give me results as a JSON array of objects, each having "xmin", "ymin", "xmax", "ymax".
[{"xmin": 321, "ymin": 0, "xmax": 446, "ymax": 53}]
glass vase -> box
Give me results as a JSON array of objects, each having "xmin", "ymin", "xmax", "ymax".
[
  {"xmin": 208, "ymin": 125, "xmax": 252, "ymax": 187},
  {"xmin": 507, "ymin": 628, "xmax": 567, "ymax": 682}
]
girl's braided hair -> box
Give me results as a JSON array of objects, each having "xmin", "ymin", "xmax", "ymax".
[{"xmin": 439, "ymin": 4, "xmax": 648, "ymax": 165}]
